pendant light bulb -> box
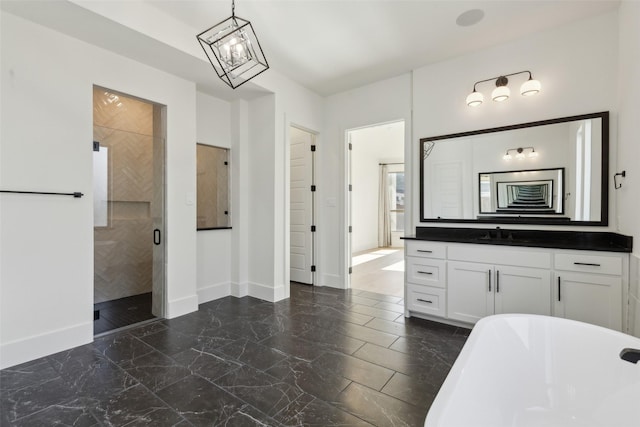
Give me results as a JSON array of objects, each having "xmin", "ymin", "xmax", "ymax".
[
  {"xmin": 492, "ymin": 76, "xmax": 510, "ymax": 102},
  {"xmin": 466, "ymin": 90, "xmax": 484, "ymax": 107},
  {"xmin": 521, "ymin": 77, "xmax": 541, "ymax": 96}
]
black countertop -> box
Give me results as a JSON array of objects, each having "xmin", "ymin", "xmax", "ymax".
[{"xmin": 403, "ymin": 227, "xmax": 632, "ymax": 253}]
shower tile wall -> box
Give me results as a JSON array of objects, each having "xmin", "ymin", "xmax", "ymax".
[{"xmin": 93, "ymin": 88, "xmax": 154, "ymax": 304}]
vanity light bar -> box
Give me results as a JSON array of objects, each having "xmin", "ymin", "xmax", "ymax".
[{"xmin": 466, "ymin": 71, "xmax": 541, "ymax": 107}]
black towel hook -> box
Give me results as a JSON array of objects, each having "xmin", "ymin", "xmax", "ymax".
[{"xmin": 614, "ymin": 171, "xmax": 626, "ymax": 190}]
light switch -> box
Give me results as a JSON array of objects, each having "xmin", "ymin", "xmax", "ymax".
[{"xmin": 186, "ymin": 191, "xmax": 195, "ymax": 205}]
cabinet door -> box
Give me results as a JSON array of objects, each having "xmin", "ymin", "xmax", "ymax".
[
  {"xmin": 553, "ymin": 272, "xmax": 622, "ymax": 331},
  {"xmin": 494, "ymin": 266, "xmax": 551, "ymax": 316},
  {"xmin": 447, "ymin": 261, "xmax": 494, "ymax": 324}
]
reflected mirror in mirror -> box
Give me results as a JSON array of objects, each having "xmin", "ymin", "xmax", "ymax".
[
  {"xmin": 420, "ymin": 112, "xmax": 608, "ymax": 226},
  {"xmin": 479, "ymin": 168, "xmax": 564, "ymax": 217}
]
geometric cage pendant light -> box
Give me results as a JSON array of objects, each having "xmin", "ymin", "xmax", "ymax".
[
  {"xmin": 466, "ymin": 70, "xmax": 541, "ymax": 107},
  {"xmin": 197, "ymin": 0, "xmax": 269, "ymax": 89}
]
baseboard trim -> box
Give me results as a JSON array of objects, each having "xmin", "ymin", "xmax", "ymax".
[
  {"xmin": 166, "ymin": 294, "xmax": 198, "ymax": 319},
  {"xmin": 197, "ymin": 282, "xmax": 231, "ymax": 304},
  {"xmin": 247, "ymin": 282, "xmax": 286, "ymax": 302},
  {"xmin": 0, "ymin": 322, "xmax": 93, "ymax": 369},
  {"xmin": 230, "ymin": 282, "xmax": 248, "ymax": 298},
  {"xmin": 320, "ymin": 273, "xmax": 345, "ymax": 288}
]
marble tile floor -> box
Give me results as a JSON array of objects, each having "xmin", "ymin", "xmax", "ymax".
[{"xmin": 0, "ymin": 283, "xmax": 470, "ymax": 426}]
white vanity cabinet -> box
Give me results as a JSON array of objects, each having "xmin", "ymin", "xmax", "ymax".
[
  {"xmin": 553, "ymin": 252, "xmax": 625, "ymax": 331},
  {"xmin": 446, "ymin": 245, "xmax": 551, "ymax": 324},
  {"xmin": 447, "ymin": 262, "xmax": 551, "ymax": 324},
  {"xmin": 405, "ymin": 240, "xmax": 628, "ymax": 332},
  {"xmin": 405, "ymin": 241, "xmax": 447, "ymax": 318}
]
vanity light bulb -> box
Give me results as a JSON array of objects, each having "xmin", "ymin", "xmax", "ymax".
[
  {"xmin": 528, "ymin": 150, "xmax": 538, "ymax": 158},
  {"xmin": 521, "ymin": 78, "xmax": 541, "ymax": 96},
  {"xmin": 503, "ymin": 153, "xmax": 512, "ymax": 161},
  {"xmin": 516, "ymin": 152, "xmax": 525, "ymax": 160},
  {"xmin": 466, "ymin": 91, "xmax": 484, "ymax": 107},
  {"xmin": 492, "ymin": 85, "xmax": 510, "ymax": 102}
]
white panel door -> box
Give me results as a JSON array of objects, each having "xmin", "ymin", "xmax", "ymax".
[
  {"xmin": 432, "ymin": 162, "xmax": 462, "ymax": 218},
  {"xmin": 290, "ymin": 127, "xmax": 314, "ymax": 284}
]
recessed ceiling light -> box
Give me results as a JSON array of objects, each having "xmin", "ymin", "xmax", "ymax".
[{"xmin": 456, "ymin": 9, "xmax": 485, "ymax": 27}]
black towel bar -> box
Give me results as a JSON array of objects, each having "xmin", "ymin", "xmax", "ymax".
[{"xmin": 0, "ymin": 190, "xmax": 83, "ymax": 198}]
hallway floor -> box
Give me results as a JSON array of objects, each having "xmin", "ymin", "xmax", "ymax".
[
  {"xmin": 1, "ymin": 284, "xmax": 468, "ymax": 426},
  {"xmin": 351, "ymin": 247, "xmax": 404, "ymax": 297}
]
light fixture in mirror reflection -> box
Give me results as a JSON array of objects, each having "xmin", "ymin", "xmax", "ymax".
[
  {"xmin": 503, "ymin": 147, "xmax": 537, "ymax": 160},
  {"xmin": 419, "ymin": 111, "xmax": 609, "ymax": 226}
]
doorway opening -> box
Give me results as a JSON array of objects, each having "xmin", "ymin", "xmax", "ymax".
[
  {"xmin": 346, "ymin": 121, "xmax": 405, "ymax": 297},
  {"xmin": 289, "ymin": 126, "xmax": 316, "ymax": 286},
  {"xmin": 92, "ymin": 86, "xmax": 166, "ymax": 335}
]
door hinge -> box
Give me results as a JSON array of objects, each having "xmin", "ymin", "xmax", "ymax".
[
  {"xmin": 349, "ymin": 267, "xmax": 352, "ymax": 274},
  {"xmin": 224, "ymin": 161, "xmax": 228, "ymax": 165},
  {"xmin": 93, "ymin": 141, "xmax": 100, "ymax": 152},
  {"xmin": 348, "ymin": 226, "xmax": 352, "ymax": 233},
  {"xmin": 348, "ymin": 184, "xmax": 352, "ymax": 191},
  {"xmin": 311, "ymin": 145, "xmax": 316, "ymax": 152},
  {"xmin": 311, "ymin": 265, "xmax": 316, "ymax": 272},
  {"xmin": 348, "ymin": 143, "xmax": 352, "ymax": 150},
  {"xmin": 311, "ymin": 185, "xmax": 316, "ymax": 192},
  {"xmin": 311, "ymin": 225, "xmax": 316, "ymax": 232}
]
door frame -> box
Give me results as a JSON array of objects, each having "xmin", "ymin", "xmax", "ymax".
[
  {"xmin": 344, "ymin": 119, "xmax": 406, "ymax": 289},
  {"xmin": 289, "ymin": 124, "xmax": 317, "ymax": 286},
  {"xmin": 286, "ymin": 123, "xmax": 319, "ymax": 293},
  {"xmin": 92, "ymin": 85, "xmax": 167, "ymax": 327}
]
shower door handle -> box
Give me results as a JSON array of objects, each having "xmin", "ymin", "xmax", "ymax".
[{"xmin": 153, "ymin": 229, "xmax": 161, "ymax": 245}]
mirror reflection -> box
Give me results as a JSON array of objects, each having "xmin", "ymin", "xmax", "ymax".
[
  {"xmin": 479, "ymin": 168, "xmax": 564, "ymax": 217},
  {"xmin": 420, "ymin": 112, "xmax": 608, "ymax": 225}
]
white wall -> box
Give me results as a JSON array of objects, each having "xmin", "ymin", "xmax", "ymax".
[
  {"xmin": 413, "ymin": 11, "xmax": 619, "ymax": 231},
  {"xmin": 195, "ymin": 92, "xmax": 233, "ymax": 303},
  {"xmin": 350, "ymin": 123, "xmax": 404, "ymax": 253},
  {"xmin": 322, "ymin": 74, "xmax": 413, "ymax": 288},
  {"xmin": 242, "ymin": 71, "xmax": 324, "ymax": 299},
  {"xmin": 0, "ymin": 11, "xmax": 198, "ymax": 368},
  {"xmin": 616, "ymin": 1, "xmax": 640, "ymax": 337}
]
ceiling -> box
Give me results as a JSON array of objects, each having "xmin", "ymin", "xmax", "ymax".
[
  {"xmin": 2, "ymin": 0, "xmax": 620, "ymax": 98},
  {"xmin": 147, "ymin": 0, "xmax": 619, "ymax": 95}
]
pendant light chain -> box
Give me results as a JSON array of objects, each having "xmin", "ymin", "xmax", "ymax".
[{"xmin": 232, "ymin": 0, "xmax": 235, "ymax": 17}]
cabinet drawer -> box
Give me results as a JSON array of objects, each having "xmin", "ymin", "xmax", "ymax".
[
  {"xmin": 406, "ymin": 241, "xmax": 446, "ymax": 259},
  {"xmin": 554, "ymin": 253, "xmax": 622, "ymax": 276},
  {"xmin": 448, "ymin": 245, "xmax": 550, "ymax": 269},
  {"xmin": 406, "ymin": 257, "xmax": 446, "ymax": 288},
  {"xmin": 407, "ymin": 285, "xmax": 446, "ymax": 317}
]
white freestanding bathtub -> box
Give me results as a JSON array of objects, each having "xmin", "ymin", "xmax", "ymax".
[{"xmin": 425, "ymin": 314, "xmax": 640, "ymax": 427}]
